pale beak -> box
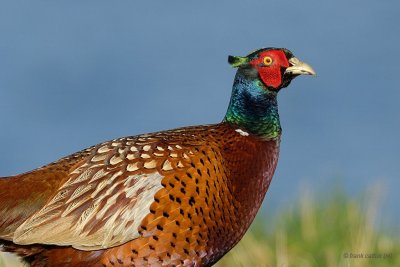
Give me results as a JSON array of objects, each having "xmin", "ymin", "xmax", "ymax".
[{"xmin": 285, "ymin": 57, "xmax": 316, "ymax": 76}]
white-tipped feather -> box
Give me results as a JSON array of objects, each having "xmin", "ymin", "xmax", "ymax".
[{"xmin": 11, "ymin": 134, "xmax": 194, "ymax": 250}]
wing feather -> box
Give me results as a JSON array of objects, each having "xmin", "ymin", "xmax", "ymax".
[{"xmin": 11, "ymin": 134, "xmax": 193, "ymax": 250}]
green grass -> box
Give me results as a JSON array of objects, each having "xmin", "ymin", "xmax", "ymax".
[
  {"xmin": 0, "ymin": 252, "xmax": 24, "ymax": 267},
  {"xmin": 1, "ymin": 185, "xmax": 399, "ymax": 267},
  {"xmin": 216, "ymin": 185, "xmax": 400, "ymax": 267}
]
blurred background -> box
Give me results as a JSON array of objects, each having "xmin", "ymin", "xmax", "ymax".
[{"xmin": 0, "ymin": 0, "xmax": 399, "ymax": 266}]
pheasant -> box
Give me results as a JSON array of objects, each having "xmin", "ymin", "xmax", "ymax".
[{"xmin": 0, "ymin": 47, "xmax": 315, "ymax": 267}]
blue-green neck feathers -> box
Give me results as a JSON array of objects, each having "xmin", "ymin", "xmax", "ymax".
[{"xmin": 223, "ymin": 71, "xmax": 281, "ymax": 140}]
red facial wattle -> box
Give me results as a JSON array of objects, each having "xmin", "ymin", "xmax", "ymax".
[{"xmin": 249, "ymin": 50, "xmax": 289, "ymax": 89}]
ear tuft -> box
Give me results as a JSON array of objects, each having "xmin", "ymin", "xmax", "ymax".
[{"xmin": 228, "ymin": 56, "xmax": 248, "ymax": 68}]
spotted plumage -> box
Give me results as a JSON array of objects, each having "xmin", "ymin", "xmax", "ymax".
[{"xmin": 0, "ymin": 47, "xmax": 315, "ymax": 266}]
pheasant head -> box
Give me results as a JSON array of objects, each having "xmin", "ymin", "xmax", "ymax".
[{"xmin": 224, "ymin": 47, "xmax": 316, "ymax": 139}]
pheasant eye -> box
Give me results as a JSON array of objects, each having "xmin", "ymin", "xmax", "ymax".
[{"xmin": 263, "ymin": 56, "xmax": 273, "ymax": 66}]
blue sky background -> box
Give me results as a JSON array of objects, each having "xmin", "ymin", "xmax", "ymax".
[{"xmin": 0, "ymin": 1, "xmax": 399, "ymax": 228}]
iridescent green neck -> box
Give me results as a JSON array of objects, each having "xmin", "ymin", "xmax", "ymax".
[{"xmin": 223, "ymin": 71, "xmax": 281, "ymax": 140}]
